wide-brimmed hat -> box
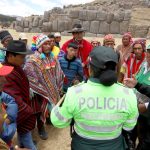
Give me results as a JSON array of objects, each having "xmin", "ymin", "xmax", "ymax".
[
  {"xmin": 68, "ymin": 24, "xmax": 86, "ymax": 33},
  {"xmin": 0, "ymin": 63, "xmax": 14, "ymax": 76},
  {"xmin": 2, "ymin": 40, "xmax": 32, "ymax": 55}
]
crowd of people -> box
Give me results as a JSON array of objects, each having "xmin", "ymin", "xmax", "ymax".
[{"xmin": 0, "ymin": 23, "xmax": 149, "ymax": 150}]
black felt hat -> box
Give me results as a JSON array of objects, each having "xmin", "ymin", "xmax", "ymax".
[
  {"xmin": 68, "ymin": 24, "xmax": 86, "ymax": 33},
  {"xmin": 3, "ymin": 40, "xmax": 32, "ymax": 55}
]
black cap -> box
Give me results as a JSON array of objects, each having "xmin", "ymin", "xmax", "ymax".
[
  {"xmin": 89, "ymin": 46, "xmax": 118, "ymax": 69},
  {"xmin": 68, "ymin": 42, "xmax": 78, "ymax": 49},
  {"xmin": 3, "ymin": 40, "xmax": 33, "ymax": 55}
]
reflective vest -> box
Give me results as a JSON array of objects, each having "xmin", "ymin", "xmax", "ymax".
[{"xmin": 51, "ymin": 78, "xmax": 138, "ymax": 140}]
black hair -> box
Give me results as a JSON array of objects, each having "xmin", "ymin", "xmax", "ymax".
[
  {"xmin": 48, "ymin": 34, "xmax": 55, "ymax": 39},
  {"xmin": 68, "ymin": 42, "xmax": 78, "ymax": 49},
  {"xmin": 90, "ymin": 61, "xmax": 117, "ymax": 86},
  {"xmin": 5, "ymin": 51, "xmax": 18, "ymax": 62}
]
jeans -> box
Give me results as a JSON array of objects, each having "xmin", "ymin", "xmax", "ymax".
[{"xmin": 17, "ymin": 131, "xmax": 37, "ymax": 150}]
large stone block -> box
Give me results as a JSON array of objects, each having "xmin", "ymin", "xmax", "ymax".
[
  {"xmin": 43, "ymin": 11, "xmax": 50, "ymax": 22},
  {"xmin": 82, "ymin": 21, "xmax": 90, "ymax": 31},
  {"xmin": 69, "ymin": 10, "xmax": 79, "ymax": 19},
  {"xmin": 99, "ymin": 22, "xmax": 110, "ymax": 34},
  {"xmin": 114, "ymin": 11, "xmax": 125, "ymax": 22},
  {"xmin": 124, "ymin": 10, "xmax": 131, "ymax": 21},
  {"xmin": 24, "ymin": 20, "xmax": 29, "ymax": 28},
  {"xmin": 39, "ymin": 19, "xmax": 43, "ymax": 27},
  {"xmin": 97, "ymin": 11, "xmax": 107, "ymax": 21},
  {"xmin": 134, "ymin": 26, "xmax": 149, "ymax": 38},
  {"xmin": 20, "ymin": 20, "xmax": 24, "ymax": 27},
  {"xmin": 42, "ymin": 22, "xmax": 52, "ymax": 32},
  {"xmin": 120, "ymin": 21, "xmax": 129, "ymax": 34},
  {"xmin": 58, "ymin": 20, "xmax": 65, "ymax": 32},
  {"xmin": 90, "ymin": 21, "xmax": 100, "ymax": 34},
  {"xmin": 24, "ymin": 28, "xmax": 30, "ymax": 32},
  {"xmin": 32, "ymin": 16, "xmax": 39, "ymax": 27},
  {"xmin": 86, "ymin": 10, "xmax": 97, "ymax": 21},
  {"xmin": 106, "ymin": 13, "xmax": 114, "ymax": 24},
  {"xmin": 30, "ymin": 28, "xmax": 41, "ymax": 33},
  {"xmin": 72, "ymin": 19, "xmax": 82, "ymax": 26},
  {"xmin": 52, "ymin": 20, "xmax": 58, "ymax": 32},
  {"xmin": 15, "ymin": 26, "xmax": 24, "ymax": 32},
  {"xmin": 110, "ymin": 21, "xmax": 120, "ymax": 34},
  {"xmin": 79, "ymin": 10, "xmax": 87, "ymax": 20}
]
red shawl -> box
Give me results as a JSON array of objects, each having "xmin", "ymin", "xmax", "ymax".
[
  {"xmin": 3, "ymin": 63, "xmax": 36, "ymax": 134},
  {"xmin": 126, "ymin": 53, "xmax": 145, "ymax": 78}
]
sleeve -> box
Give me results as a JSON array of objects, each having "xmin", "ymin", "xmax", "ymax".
[
  {"xmin": 135, "ymin": 82, "xmax": 150, "ymax": 98},
  {"xmin": 51, "ymin": 88, "xmax": 76, "ymax": 128},
  {"xmin": 120, "ymin": 63, "xmax": 127, "ymax": 74},
  {"xmin": 123, "ymin": 91, "xmax": 139, "ymax": 131},
  {"xmin": 55, "ymin": 59, "xmax": 64, "ymax": 92},
  {"xmin": 1, "ymin": 92, "xmax": 18, "ymax": 123},
  {"xmin": 77, "ymin": 60, "xmax": 84, "ymax": 81}
]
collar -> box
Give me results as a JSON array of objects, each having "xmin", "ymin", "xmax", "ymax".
[
  {"xmin": 87, "ymin": 77, "xmax": 101, "ymax": 85},
  {"xmin": 64, "ymin": 54, "xmax": 76, "ymax": 62}
]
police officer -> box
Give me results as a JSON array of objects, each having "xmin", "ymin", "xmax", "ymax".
[{"xmin": 51, "ymin": 46, "xmax": 139, "ymax": 150}]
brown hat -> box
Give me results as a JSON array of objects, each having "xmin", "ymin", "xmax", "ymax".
[{"xmin": 68, "ymin": 24, "xmax": 86, "ymax": 33}]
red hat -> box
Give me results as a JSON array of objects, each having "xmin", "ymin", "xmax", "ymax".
[{"xmin": 0, "ymin": 63, "xmax": 14, "ymax": 76}]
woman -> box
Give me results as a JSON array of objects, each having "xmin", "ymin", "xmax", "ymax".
[
  {"xmin": 116, "ymin": 32, "xmax": 133, "ymax": 65},
  {"xmin": 51, "ymin": 46, "xmax": 138, "ymax": 150}
]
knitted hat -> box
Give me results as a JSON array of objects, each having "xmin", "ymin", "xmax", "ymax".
[
  {"xmin": 0, "ymin": 30, "xmax": 13, "ymax": 43},
  {"xmin": 36, "ymin": 34, "xmax": 50, "ymax": 49},
  {"xmin": 103, "ymin": 34, "xmax": 115, "ymax": 45}
]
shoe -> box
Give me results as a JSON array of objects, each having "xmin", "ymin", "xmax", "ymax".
[{"xmin": 38, "ymin": 126, "xmax": 48, "ymax": 140}]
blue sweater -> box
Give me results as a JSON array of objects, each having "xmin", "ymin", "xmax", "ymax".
[
  {"xmin": 0, "ymin": 92, "xmax": 18, "ymax": 142},
  {"xmin": 59, "ymin": 55, "xmax": 84, "ymax": 92}
]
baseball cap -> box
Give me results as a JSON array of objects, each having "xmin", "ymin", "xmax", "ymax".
[
  {"xmin": 89, "ymin": 46, "xmax": 118, "ymax": 69},
  {"xmin": 0, "ymin": 63, "xmax": 14, "ymax": 76}
]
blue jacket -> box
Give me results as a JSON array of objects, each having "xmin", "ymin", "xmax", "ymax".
[{"xmin": 0, "ymin": 92, "xmax": 18, "ymax": 142}]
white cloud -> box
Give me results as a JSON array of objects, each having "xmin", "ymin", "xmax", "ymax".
[{"xmin": 0, "ymin": 0, "xmax": 94, "ymax": 17}]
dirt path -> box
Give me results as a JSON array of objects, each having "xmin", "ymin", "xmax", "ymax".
[{"xmin": 33, "ymin": 125, "xmax": 71, "ymax": 150}]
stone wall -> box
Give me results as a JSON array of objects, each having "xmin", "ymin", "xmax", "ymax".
[{"xmin": 13, "ymin": 5, "xmax": 150, "ymax": 37}]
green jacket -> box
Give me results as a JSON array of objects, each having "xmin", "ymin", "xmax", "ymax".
[{"xmin": 51, "ymin": 78, "xmax": 138, "ymax": 140}]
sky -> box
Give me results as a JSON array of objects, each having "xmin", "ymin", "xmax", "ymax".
[{"xmin": 0, "ymin": 0, "xmax": 93, "ymax": 17}]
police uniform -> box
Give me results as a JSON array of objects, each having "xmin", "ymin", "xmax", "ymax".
[{"xmin": 51, "ymin": 46, "xmax": 139, "ymax": 150}]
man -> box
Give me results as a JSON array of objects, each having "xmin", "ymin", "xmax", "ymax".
[
  {"xmin": 54, "ymin": 32, "xmax": 61, "ymax": 48},
  {"xmin": 0, "ymin": 30, "xmax": 13, "ymax": 62},
  {"xmin": 124, "ymin": 76, "xmax": 150, "ymax": 150},
  {"xmin": 118, "ymin": 41, "xmax": 145, "ymax": 83},
  {"xmin": 103, "ymin": 34, "xmax": 115, "ymax": 49},
  {"xmin": 62, "ymin": 24, "xmax": 92, "ymax": 78},
  {"xmin": 59, "ymin": 42, "xmax": 83, "ymax": 93},
  {"xmin": 24, "ymin": 34, "xmax": 64, "ymax": 140},
  {"xmin": 2, "ymin": 40, "xmax": 37, "ymax": 150},
  {"xmin": 47, "ymin": 34, "xmax": 60, "ymax": 58}
]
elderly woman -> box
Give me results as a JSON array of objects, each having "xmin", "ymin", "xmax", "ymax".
[
  {"xmin": 118, "ymin": 40, "xmax": 145, "ymax": 83},
  {"xmin": 116, "ymin": 32, "xmax": 133, "ymax": 65}
]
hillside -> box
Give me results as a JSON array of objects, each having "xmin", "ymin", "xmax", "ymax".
[{"xmin": 0, "ymin": 14, "xmax": 16, "ymax": 22}]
